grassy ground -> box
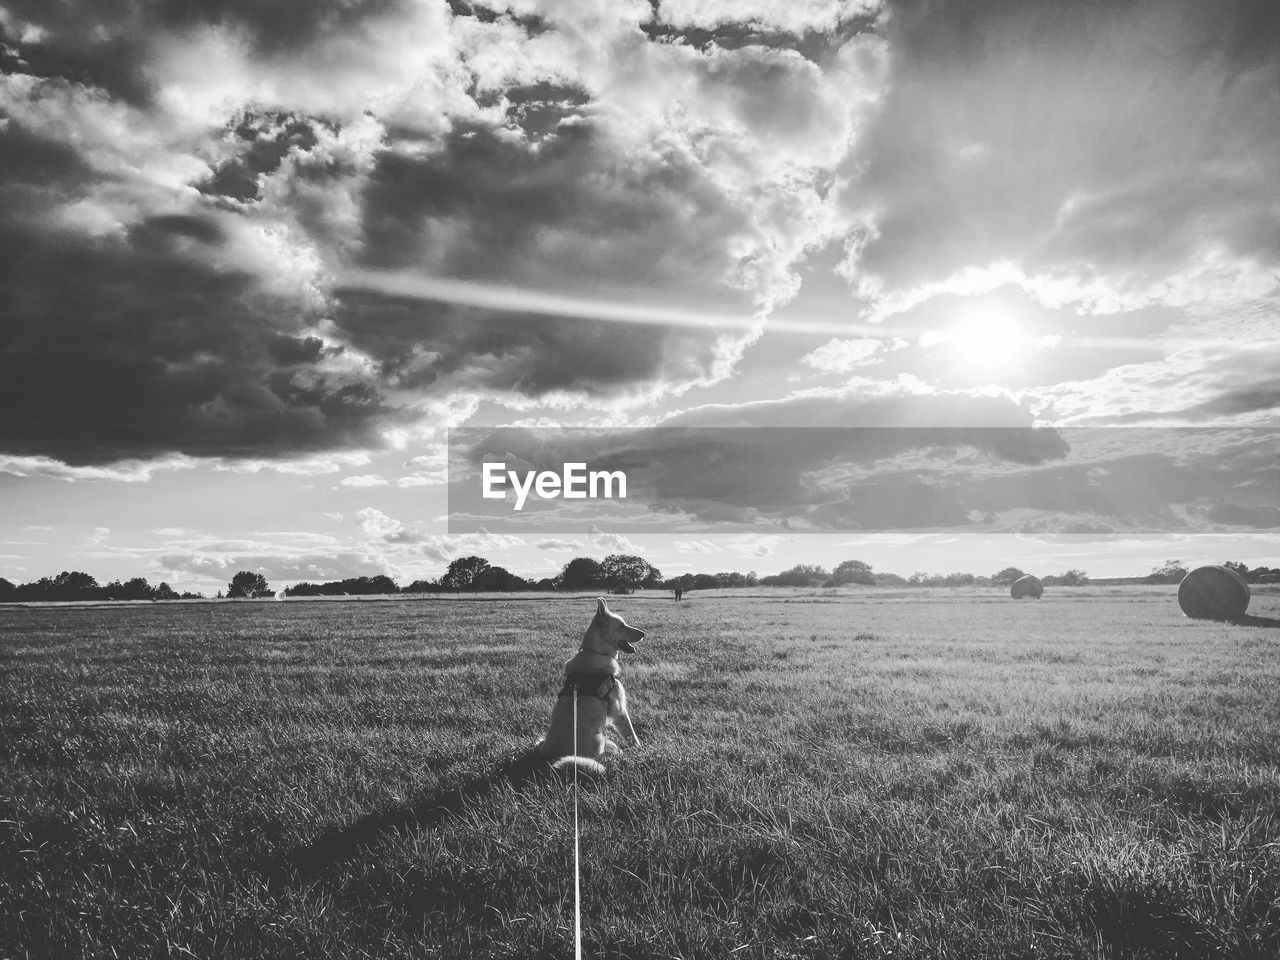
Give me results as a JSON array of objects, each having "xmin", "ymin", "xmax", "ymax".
[{"xmin": 2, "ymin": 587, "xmax": 1278, "ymax": 959}]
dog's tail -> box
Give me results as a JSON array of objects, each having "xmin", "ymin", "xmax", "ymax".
[{"xmin": 550, "ymin": 755, "xmax": 607, "ymax": 778}]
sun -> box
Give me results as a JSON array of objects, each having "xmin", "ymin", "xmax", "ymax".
[{"xmin": 950, "ymin": 311, "xmax": 1023, "ymax": 367}]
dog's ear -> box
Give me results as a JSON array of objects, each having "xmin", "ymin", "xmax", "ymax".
[{"xmin": 596, "ymin": 597, "xmax": 608, "ymax": 617}]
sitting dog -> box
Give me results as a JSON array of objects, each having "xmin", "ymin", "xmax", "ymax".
[{"xmin": 535, "ymin": 597, "xmax": 643, "ymax": 776}]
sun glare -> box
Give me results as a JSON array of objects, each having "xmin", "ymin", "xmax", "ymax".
[{"xmin": 951, "ymin": 311, "xmax": 1023, "ymax": 367}]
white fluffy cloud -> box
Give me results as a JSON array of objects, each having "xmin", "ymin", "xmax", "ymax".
[{"xmin": 802, "ymin": 336, "xmax": 896, "ymax": 372}]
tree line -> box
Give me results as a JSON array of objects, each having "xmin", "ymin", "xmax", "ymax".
[
  {"xmin": 0, "ymin": 572, "xmax": 203, "ymax": 603},
  {"xmin": 3, "ymin": 556, "xmax": 1275, "ymax": 604},
  {"xmin": 1143, "ymin": 559, "xmax": 1280, "ymax": 585}
]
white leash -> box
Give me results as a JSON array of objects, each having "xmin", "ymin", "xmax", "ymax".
[{"xmin": 572, "ymin": 684, "xmax": 582, "ymax": 960}]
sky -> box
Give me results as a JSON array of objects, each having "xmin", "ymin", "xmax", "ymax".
[{"xmin": 1, "ymin": 0, "xmax": 1277, "ymax": 594}]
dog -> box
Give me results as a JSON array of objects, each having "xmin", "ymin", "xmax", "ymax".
[{"xmin": 535, "ymin": 597, "xmax": 643, "ymax": 776}]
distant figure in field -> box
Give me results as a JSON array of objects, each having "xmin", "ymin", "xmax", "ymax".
[{"xmin": 673, "ymin": 585, "xmax": 683, "ymax": 602}]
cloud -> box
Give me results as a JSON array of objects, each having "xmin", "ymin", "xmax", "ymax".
[
  {"xmin": 0, "ymin": 1, "xmax": 890, "ymax": 467},
  {"xmin": 340, "ymin": 474, "xmax": 389, "ymax": 487},
  {"xmin": 354, "ymin": 507, "xmax": 526, "ymax": 564},
  {"xmin": 1199, "ymin": 503, "xmax": 1280, "ymax": 528},
  {"xmin": 536, "ymin": 538, "xmax": 585, "ymax": 551},
  {"xmin": 732, "ymin": 535, "xmax": 780, "ymax": 558},
  {"xmin": 837, "ymin": 0, "xmax": 1280, "ymax": 316},
  {"xmin": 394, "ymin": 445, "xmax": 449, "ymax": 487},
  {"xmin": 802, "ymin": 336, "xmax": 895, "ymax": 372},
  {"xmin": 354, "ymin": 507, "xmax": 404, "ymax": 540},
  {"xmin": 674, "ymin": 540, "xmax": 715, "ymax": 553},
  {"xmin": 0, "ymin": 453, "xmax": 195, "ymax": 482},
  {"xmin": 159, "ymin": 551, "xmax": 404, "ymax": 583},
  {"xmin": 451, "ymin": 393, "xmax": 1071, "ymax": 530},
  {"xmin": 655, "ymin": 0, "xmax": 881, "ymax": 36},
  {"xmin": 0, "ymin": 209, "xmax": 394, "ymax": 465},
  {"xmin": 587, "ymin": 527, "xmax": 641, "ymax": 554},
  {"xmin": 451, "ymin": 399, "xmax": 1277, "ymax": 533}
]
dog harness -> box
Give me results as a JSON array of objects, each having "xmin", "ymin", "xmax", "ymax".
[{"xmin": 559, "ymin": 672, "xmax": 617, "ymax": 701}]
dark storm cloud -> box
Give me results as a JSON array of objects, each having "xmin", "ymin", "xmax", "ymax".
[
  {"xmin": 2, "ymin": 0, "xmax": 411, "ymax": 73},
  {"xmin": 200, "ymin": 111, "xmax": 326, "ymax": 203},
  {"xmin": 0, "ymin": 11, "xmax": 153, "ymax": 104},
  {"xmin": 499, "ymin": 82, "xmax": 590, "ymax": 141},
  {"xmin": 332, "ymin": 290, "xmax": 724, "ymax": 398},
  {"xmin": 447, "ymin": 0, "xmax": 549, "ymax": 36},
  {"xmin": 4, "ymin": 0, "xmax": 849, "ymax": 469},
  {"xmin": 355, "ymin": 123, "xmax": 756, "ymax": 305},
  {"xmin": 0, "ymin": 220, "xmax": 394, "ymax": 465},
  {"xmin": 331, "ymin": 119, "xmax": 783, "ymax": 399},
  {"xmin": 641, "ymin": 2, "xmax": 875, "ymax": 67},
  {"xmin": 0, "ymin": 116, "xmax": 88, "ymax": 180}
]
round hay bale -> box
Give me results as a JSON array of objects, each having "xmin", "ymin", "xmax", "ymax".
[
  {"xmin": 1010, "ymin": 575, "xmax": 1043, "ymax": 599},
  {"xmin": 1178, "ymin": 565, "xmax": 1250, "ymax": 620}
]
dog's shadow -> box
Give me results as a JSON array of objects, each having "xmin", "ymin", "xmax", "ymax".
[{"xmin": 283, "ymin": 747, "xmax": 566, "ymax": 879}]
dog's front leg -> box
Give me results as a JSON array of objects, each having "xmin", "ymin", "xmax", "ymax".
[
  {"xmin": 615, "ymin": 708, "xmax": 640, "ymax": 747},
  {"xmin": 609, "ymin": 684, "xmax": 640, "ymax": 747}
]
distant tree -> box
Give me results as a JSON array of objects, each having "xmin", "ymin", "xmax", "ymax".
[
  {"xmin": 533, "ymin": 577, "xmax": 559, "ymax": 591},
  {"xmin": 990, "ymin": 566, "xmax": 1026, "ymax": 587},
  {"xmin": 0, "ymin": 577, "xmax": 15, "ymax": 602},
  {"xmin": 1222, "ymin": 561, "xmax": 1249, "ymax": 577},
  {"xmin": 559, "ymin": 557, "xmax": 606, "ymax": 591},
  {"xmin": 52, "ymin": 571, "xmax": 101, "ymax": 600},
  {"xmin": 227, "ymin": 571, "xmax": 270, "ymax": 599},
  {"xmin": 403, "ymin": 578, "xmax": 442, "ymax": 593},
  {"xmin": 119, "ymin": 577, "xmax": 155, "ymax": 601},
  {"xmin": 874, "ymin": 572, "xmax": 908, "ymax": 587},
  {"xmin": 345, "ymin": 575, "xmax": 399, "ymax": 595},
  {"xmin": 825, "ymin": 559, "xmax": 876, "ymax": 587},
  {"xmin": 473, "ymin": 565, "xmax": 528, "ymax": 591},
  {"xmin": 153, "ymin": 582, "xmax": 179, "ymax": 600},
  {"xmin": 601, "ymin": 554, "xmax": 654, "ymax": 592},
  {"xmin": 1059, "ymin": 569, "xmax": 1089, "ymax": 586},
  {"xmin": 760, "ymin": 564, "xmax": 828, "ymax": 587},
  {"xmin": 1145, "ymin": 559, "xmax": 1188, "ymax": 585},
  {"xmin": 440, "ymin": 556, "xmax": 490, "ymax": 591},
  {"xmin": 20, "ymin": 571, "xmax": 102, "ymax": 601}
]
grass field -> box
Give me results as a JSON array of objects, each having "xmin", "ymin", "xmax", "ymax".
[{"xmin": 2, "ymin": 587, "xmax": 1279, "ymax": 959}]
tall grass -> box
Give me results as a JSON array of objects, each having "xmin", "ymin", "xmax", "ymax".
[{"xmin": 2, "ymin": 589, "xmax": 1278, "ymax": 958}]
